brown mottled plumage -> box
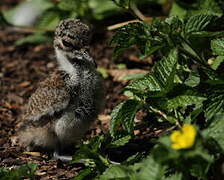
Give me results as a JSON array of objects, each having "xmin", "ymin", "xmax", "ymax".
[{"xmin": 18, "ymin": 19, "xmax": 104, "ymax": 161}]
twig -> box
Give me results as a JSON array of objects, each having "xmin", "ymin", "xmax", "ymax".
[
  {"xmin": 107, "ymin": 16, "xmax": 166, "ymax": 30},
  {"xmin": 107, "ymin": 18, "xmax": 153, "ymax": 30},
  {"xmin": 107, "ymin": 19, "xmax": 140, "ymax": 30},
  {"xmin": 129, "ymin": 1, "xmax": 146, "ymax": 21}
]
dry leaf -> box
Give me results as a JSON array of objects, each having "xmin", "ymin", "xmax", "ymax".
[{"xmin": 23, "ymin": 151, "xmax": 41, "ymax": 157}]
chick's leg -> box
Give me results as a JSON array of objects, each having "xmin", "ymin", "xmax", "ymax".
[{"xmin": 53, "ymin": 148, "xmax": 73, "ymax": 162}]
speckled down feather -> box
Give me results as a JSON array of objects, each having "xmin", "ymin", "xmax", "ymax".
[{"xmin": 18, "ymin": 19, "xmax": 104, "ymax": 155}]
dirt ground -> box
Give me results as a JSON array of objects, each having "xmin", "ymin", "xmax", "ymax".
[
  {"xmin": 0, "ymin": 0, "xmax": 160, "ymax": 178},
  {"xmin": 0, "ymin": 21, "xmax": 155, "ymax": 179}
]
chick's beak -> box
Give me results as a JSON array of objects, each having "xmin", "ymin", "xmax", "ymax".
[{"xmin": 54, "ymin": 38, "xmax": 63, "ymax": 49}]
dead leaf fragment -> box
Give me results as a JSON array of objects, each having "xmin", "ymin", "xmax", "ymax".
[
  {"xmin": 18, "ymin": 81, "xmax": 30, "ymax": 87},
  {"xmin": 23, "ymin": 151, "xmax": 41, "ymax": 157},
  {"xmin": 98, "ymin": 114, "xmax": 111, "ymax": 124}
]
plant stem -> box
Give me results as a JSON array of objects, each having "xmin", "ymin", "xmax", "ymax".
[
  {"xmin": 107, "ymin": 19, "xmax": 153, "ymax": 30},
  {"xmin": 129, "ymin": 1, "xmax": 146, "ymax": 21},
  {"xmin": 149, "ymin": 106, "xmax": 168, "ymax": 121},
  {"xmin": 179, "ymin": 47, "xmax": 201, "ymax": 63},
  {"xmin": 179, "ymin": 46, "xmax": 213, "ymax": 71}
]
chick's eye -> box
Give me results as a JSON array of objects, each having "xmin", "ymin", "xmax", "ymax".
[
  {"xmin": 62, "ymin": 40, "xmax": 73, "ymax": 48},
  {"xmin": 73, "ymin": 46, "xmax": 81, "ymax": 51}
]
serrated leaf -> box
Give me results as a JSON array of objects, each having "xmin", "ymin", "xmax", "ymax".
[
  {"xmin": 136, "ymin": 156, "xmax": 166, "ymax": 180},
  {"xmin": 203, "ymin": 113, "xmax": 224, "ymax": 153},
  {"xmin": 165, "ymin": 90, "xmax": 206, "ymax": 109},
  {"xmin": 126, "ymin": 49, "xmax": 178, "ymax": 97},
  {"xmin": 109, "ymin": 135, "xmax": 131, "ymax": 148},
  {"xmin": 99, "ymin": 156, "xmax": 166, "ymax": 180},
  {"xmin": 187, "ymin": 0, "xmax": 223, "ymax": 17},
  {"xmin": 99, "ymin": 165, "xmax": 133, "ymax": 180},
  {"xmin": 211, "ymin": 38, "xmax": 224, "ymax": 56},
  {"xmin": 73, "ymin": 168, "xmax": 92, "ymax": 180},
  {"xmin": 190, "ymin": 31, "xmax": 224, "ymax": 38},
  {"xmin": 110, "ymin": 99, "xmax": 141, "ymax": 137},
  {"xmin": 187, "ymin": 148, "xmax": 214, "ymax": 178},
  {"xmin": 205, "ymin": 91, "xmax": 224, "ymax": 121},
  {"xmin": 185, "ymin": 14, "xmax": 213, "ymax": 34},
  {"xmin": 111, "ymin": 22, "xmax": 149, "ymax": 57}
]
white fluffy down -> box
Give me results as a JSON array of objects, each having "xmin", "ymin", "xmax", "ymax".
[{"xmin": 55, "ymin": 49, "xmax": 75, "ymax": 75}]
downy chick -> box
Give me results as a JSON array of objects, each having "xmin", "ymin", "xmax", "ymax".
[{"xmin": 18, "ymin": 18, "xmax": 104, "ymax": 161}]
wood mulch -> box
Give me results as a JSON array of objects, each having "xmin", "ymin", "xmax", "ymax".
[{"xmin": 0, "ymin": 25, "xmax": 154, "ymax": 179}]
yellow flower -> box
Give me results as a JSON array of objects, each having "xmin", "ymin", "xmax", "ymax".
[{"xmin": 170, "ymin": 124, "xmax": 197, "ymax": 150}]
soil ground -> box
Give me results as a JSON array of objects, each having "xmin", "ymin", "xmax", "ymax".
[{"xmin": 0, "ymin": 21, "xmax": 154, "ymax": 179}]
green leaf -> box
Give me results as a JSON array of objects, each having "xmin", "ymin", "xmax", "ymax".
[
  {"xmin": 97, "ymin": 67, "xmax": 109, "ymax": 78},
  {"xmin": 210, "ymin": 56, "xmax": 224, "ymax": 70},
  {"xmin": 205, "ymin": 91, "xmax": 224, "ymax": 121},
  {"xmin": 0, "ymin": 12, "xmax": 11, "ymax": 26},
  {"xmin": 190, "ymin": 31, "xmax": 224, "ymax": 38},
  {"xmin": 109, "ymin": 135, "xmax": 131, "ymax": 148},
  {"xmin": 15, "ymin": 33, "xmax": 52, "ymax": 46},
  {"xmin": 184, "ymin": 72, "xmax": 200, "ymax": 87},
  {"xmin": 71, "ymin": 136, "xmax": 109, "ymax": 173},
  {"xmin": 110, "ymin": 99, "xmax": 141, "ymax": 137},
  {"xmin": 111, "ymin": 22, "xmax": 149, "ymax": 57},
  {"xmin": 169, "ymin": 2, "xmax": 187, "ymax": 19},
  {"xmin": 135, "ymin": 156, "xmax": 166, "ymax": 180},
  {"xmin": 58, "ymin": 0, "xmax": 78, "ymax": 11},
  {"xmin": 203, "ymin": 113, "xmax": 224, "ymax": 152},
  {"xmin": 89, "ymin": 0, "xmax": 120, "ymax": 20},
  {"xmin": 187, "ymin": 0, "xmax": 223, "ymax": 17},
  {"xmin": 73, "ymin": 168, "xmax": 93, "ymax": 180},
  {"xmin": 185, "ymin": 106, "xmax": 203, "ymax": 124},
  {"xmin": 185, "ymin": 14, "xmax": 213, "ymax": 34},
  {"xmin": 123, "ymin": 73, "xmax": 147, "ymax": 81},
  {"xmin": 0, "ymin": 163, "xmax": 37, "ymax": 179},
  {"xmin": 187, "ymin": 148, "xmax": 214, "ymax": 179},
  {"xmin": 72, "ymin": 145, "xmax": 107, "ymax": 172},
  {"xmin": 165, "ymin": 90, "xmax": 206, "ymax": 109},
  {"xmin": 211, "ymin": 38, "xmax": 224, "ymax": 56},
  {"xmin": 112, "ymin": 0, "xmax": 131, "ymax": 9},
  {"xmin": 99, "ymin": 156, "xmax": 166, "ymax": 180},
  {"xmin": 116, "ymin": 64, "xmax": 127, "ymax": 69},
  {"xmin": 37, "ymin": 9, "xmax": 60, "ymax": 29},
  {"xmin": 99, "ymin": 165, "xmax": 133, "ymax": 180},
  {"xmin": 126, "ymin": 49, "xmax": 178, "ymax": 97}
]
